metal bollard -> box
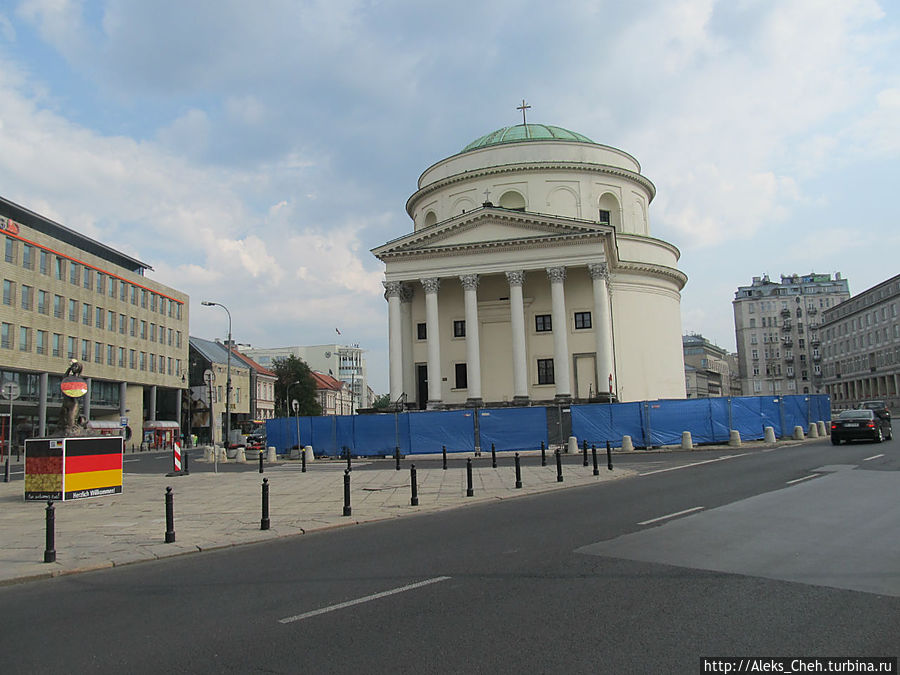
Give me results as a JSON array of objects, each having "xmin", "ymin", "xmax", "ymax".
[
  {"xmin": 3, "ymin": 457, "xmax": 8, "ymax": 483},
  {"xmin": 259, "ymin": 450, "xmax": 264, "ymax": 474},
  {"xmin": 345, "ymin": 447, "xmax": 352, "ymax": 472},
  {"xmin": 515, "ymin": 452, "xmax": 522, "ymax": 489},
  {"xmin": 342, "ymin": 469, "xmax": 352, "ymax": 516},
  {"xmin": 606, "ymin": 440, "xmax": 613, "ymax": 471},
  {"xmin": 442, "ymin": 445, "xmax": 447, "ymax": 470},
  {"xmin": 44, "ymin": 499, "xmax": 56, "ymax": 563},
  {"xmin": 301, "ymin": 448, "xmax": 307, "ymax": 473},
  {"xmin": 555, "ymin": 449, "xmax": 563, "ymax": 482},
  {"xmin": 165, "ymin": 486, "xmax": 175, "ymax": 543},
  {"xmin": 410, "ymin": 464, "xmax": 419, "ymax": 506},
  {"xmin": 541, "ymin": 440, "xmax": 546, "ymax": 467},
  {"xmin": 491, "ymin": 442, "xmax": 497, "ymax": 468},
  {"xmin": 466, "ymin": 458, "xmax": 474, "ymax": 497},
  {"xmin": 261, "ymin": 478, "xmax": 270, "ymax": 530},
  {"xmin": 592, "ymin": 443, "xmax": 599, "ymax": 476},
  {"xmin": 583, "ymin": 439, "xmax": 589, "ymax": 467},
  {"xmin": 184, "ymin": 449, "xmax": 190, "ymax": 475},
  {"xmin": 395, "ymin": 446, "xmax": 401, "ymax": 471}
]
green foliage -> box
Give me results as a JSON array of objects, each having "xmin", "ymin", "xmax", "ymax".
[
  {"xmin": 372, "ymin": 393, "xmax": 391, "ymax": 410},
  {"xmin": 272, "ymin": 355, "xmax": 322, "ymax": 417}
]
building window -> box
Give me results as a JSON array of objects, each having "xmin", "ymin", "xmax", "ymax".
[
  {"xmin": 96, "ymin": 273, "xmax": 105, "ymax": 295},
  {"xmin": 416, "ymin": 323, "xmax": 427, "ymax": 340},
  {"xmin": 453, "ymin": 320, "xmax": 465, "ymax": 337},
  {"xmin": 574, "ymin": 311, "xmax": 592, "ymax": 329},
  {"xmin": 38, "ymin": 290, "xmax": 48, "ymax": 315},
  {"xmin": 118, "ymin": 347, "xmax": 125, "ymax": 367},
  {"xmin": 150, "ymin": 323, "xmax": 156, "ymax": 342},
  {"xmin": 537, "ymin": 358, "xmax": 555, "ymax": 384},
  {"xmin": 598, "ymin": 209, "xmax": 610, "ymax": 225},
  {"xmin": 2, "ymin": 279, "xmax": 14, "ymax": 306},
  {"xmin": 1, "ymin": 323, "xmax": 11, "ymax": 349},
  {"xmin": 95, "ymin": 306, "xmax": 103, "ymax": 328},
  {"xmin": 39, "ymin": 250, "xmax": 48, "ymax": 275},
  {"xmin": 20, "ymin": 285, "xmax": 32, "ymax": 310},
  {"xmin": 120, "ymin": 282, "xmax": 128, "ymax": 301},
  {"xmin": 4, "ymin": 237, "xmax": 16, "ymax": 263},
  {"xmin": 141, "ymin": 289, "xmax": 148, "ymax": 308},
  {"xmin": 140, "ymin": 352, "xmax": 147, "ymax": 371},
  {"xmin": 130, "ymin": 317, "xmax": 136, "ymax": 336},
  {"xmin": 23, "ymin": 244, "xmax": 34, "ymax": 270},
  {"xmin": 119, "ymin": 314, "xmax": 126, "ymax": 334},
  {"xmin": 140, "ymin": 320, "xmax": 147, "ymax": 339},
  {"xmin": 108, "ymin": 277, "xmax": 117, "ymax": 298},
  {"xmin": 55, "ymin": 257, "xmax": 65, "ymax": 280},
  {"xmin": 68, "ymin": 299, "xmax": 77, "ymax": 322},
  {"xmin": 129, "ymin": 349, "xmax": 136, "ymax": 369},
  {"xmin": 36, "ymin": 330, "xmax": 47, "ymax": 355},
  {"xmin": 19, "ymin": 327, "xmax": 31, "ymax": 352},
  {"xmin": 107, "ymin": 344, "xmax": 114, "ymax": 365},
  {"xmin": 53, "ymin": 333, "xmax": 61, "ymax": 357},
  {"xmin": 81, "ymin": 339, "xmax": 90, "ymax": 361},
  {"xmin": 67, "ymin": 337, "xmax": 77, "ymax": 359},
  {"xmin": 70, "ymin": 262, "xmax": 80, "ymax": 285},
  {"xmin": 131, "ymin": 285, "xmax": 137, "ymax": 305},
  {"xmin": 535, "ymin": 314, "xmax": 552, "ymax": 332},
  {"xmin": 94, "ymin": 342, "xmax": 102, "ymax": 363},
  {"xmin": 82, "ymin": 303, "xmax": 91, "ymax": 326},
  {"xmin": 83, "ymin": 268, "xmax": 92, "ymax": 290},
  {"xmin": 454, "ymin": 363, "xmax": 467, "ymax": 389},
  {"xmin": 108, "ymin": 310, "xmax": 115, "ymax": 331},
  {"xmin": 150, "ymin": 354, "xmax": 156, "ymax": 372}
]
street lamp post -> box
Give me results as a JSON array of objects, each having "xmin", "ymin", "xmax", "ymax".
[
  {"xmin": 289, "ymin": 380, "xmax": 302, "ymax": 451},
  {"xmin": 202, "ymin": 301, "xmax": 232, "ymax": 451}
]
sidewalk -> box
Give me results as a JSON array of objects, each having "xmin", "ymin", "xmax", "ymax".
[{"xmin": 0, "ymin": 453, "xmax": 635, "ymax": 585}]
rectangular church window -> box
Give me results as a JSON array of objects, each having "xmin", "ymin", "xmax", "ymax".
[
  {"xmin": 416, "ymin": 323, "xmax": 426, "ymax": 340},
  {"xmin": 454, "ymin": 363, "xmax": 467, "ymax": 389},
  {"xmin": 537, "ymin": 358, "xmax": 554, "ymax": 385},
  {"xmin": 574, "ymin": 312, "xmax": 592, "ymax": 329},
  {"xmin": 598, "ymin": 210, "xmax": 610, "ymax": 225},
  {"xmin": 453, "ymin": 320, "xmax": 465, "ymax": 337},
  {"xmin": 535, "ymin": 314, "xmax": 552, "ymax": 332}
]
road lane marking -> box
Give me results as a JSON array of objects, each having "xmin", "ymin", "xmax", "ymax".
[
  {"xmin": 638, "ymin": 453, "xmax": 747, "ymax": 476},
  {"xmin": 863, "ymin": 454, "xmax": 884, "ymax": 461},
  {"xmin": 279, "ymin": 576, "xmax": 451, "ymax": 624},
  {"xmin": 638, "ymin": 506, "xmax": 705, "ymax": 526},
  {"xmin": 786, "ymin": 475, "xmax": 819, "ymax": 485}
]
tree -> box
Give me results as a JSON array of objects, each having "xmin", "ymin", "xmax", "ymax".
[
  {"xmin": 272, "ymin": 355, "xmax": 322, "ymax": 417},
  {"xmin": 372, "ymin": 393, "xmax": 391, "ymax": 410}
]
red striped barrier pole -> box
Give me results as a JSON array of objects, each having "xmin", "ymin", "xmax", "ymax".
[{"xmin": 173, "ymin": 441, "xmax": 182, "ymax": 473}]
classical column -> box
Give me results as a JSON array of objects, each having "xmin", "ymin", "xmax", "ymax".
[
  {"xmin": 460, "ymin": 274, "xmax": 482, "ymax": 404},
  {"xmin": 119, "ymin": 381, "xmax": 128, "ymax": 417},
  {"xmin": 546, "ymin": 266, "xmax": 571, "ymax": 399},
  {"xmin": 505, "ymin": 271, "xmax": 529, "ymax": 402},
  {"xmin": 588, "ymin": 262, "xmax": 615, "ymax": 398},
  {"xmin": 384, "ymin": 281, "xmax": 405, "ymax": 404},
  {"xmin": 420, "ymin": 277, "xmax": 443, "ymax": 406},
  {"xmin": 399, "ymin": 284, "xmax": 415, "ymax": 405},
  {"xmin": 150, "ymin": 385, "xmax": 157, "ymax": 421}
]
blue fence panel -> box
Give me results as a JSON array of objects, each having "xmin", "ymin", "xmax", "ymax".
[
  {"xmin": 709, "ymin": 398, "xmax": 732, "ymax": 442},
  {"xmin": 265, "ymin": 418, "xmax": 290, "ymax": 452},
  {"xmin": 335, "ymin": 416, "xmax": 355, "ymax": 454},
  {"xmin": 571, "ymin": 402, "xmax": 644, "ymax": 448},
  {"xmin": 730, "ymin": 397, "xmax": 766, "ymax": 441},
  {"xmin": 408, "ymin": 410, "xmax": 475, "ymax": 454},
  {"xmin": 351, "ymin": 414, "xmax": 400, "ymax": 456},
  {"xmin": 761, "ymin": 397, "xmax": 784, "ymax": 437},
  {"xmin": 646, "ymin": 399, "xmax": 719, "ymax": 445},
  {"xmin": 308, "ymin": 416, "xmax": 337, "ymax": 455},
  {"xmin": 812, "ymin": 394, "xmax": 831, "ymax": 422},
  {"xmin": 478, "ymin": 407, "xmax": 547, "ymax": 452}
]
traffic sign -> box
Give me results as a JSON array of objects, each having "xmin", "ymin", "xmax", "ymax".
[
  {"xmin": 292, "ymin": 399, "xmax": 299, "ymax": 413},
  {"xmin": 1, "ymin": 381, "xmax": 20, "ymax": 400}
]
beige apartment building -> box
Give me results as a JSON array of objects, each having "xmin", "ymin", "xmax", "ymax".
[
  {"xmin": 733, "ymin": 273, "xmax": 850, "ymax": 396},
  {"xmin": 1, "ymin": 196, "xmax": 189, "ymax": 444},
  {"xmin": 820, "ymin": 274, "xmax": 900, "ymax": 411}
]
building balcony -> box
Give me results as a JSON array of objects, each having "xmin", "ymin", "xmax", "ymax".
[
  {"xmin": 783, "ymin": 339, "xmax": 793, "ymax": 347},
  {"xmin": 808, "ymin": 307, "xmax": 818, "ymax": 315},
  {"xmin": 782, "ymin": 323, "xmax": 792, "ymax": 332},
  {"xmin": 784, "ymin": 356, "xmax": 794, "ymax": 363},
  {"xmin": 781, "ymin": 309, "xmax": 791, "ymax": 317}
]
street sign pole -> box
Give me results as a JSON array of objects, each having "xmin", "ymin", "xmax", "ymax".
[{"xmin": 1, "ymin": 382, "xmax": 20, "ymax": 461}]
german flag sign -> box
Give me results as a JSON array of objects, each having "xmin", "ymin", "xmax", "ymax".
[{"xmin": 61, "ymin": 377, "xmax": 88, "ymax": 398}]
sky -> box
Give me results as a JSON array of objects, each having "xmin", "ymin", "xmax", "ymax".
[{"xmin": 1, "ymin": 0, "xmax": 898, "ymax": 394}]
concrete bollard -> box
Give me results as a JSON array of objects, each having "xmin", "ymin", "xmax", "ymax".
[
  {"xmin": 793, "ymin": 425, "xmax": 805, "ymax": 441},
  {"xmin": 303, "ymin": 446, "xmax": 314, "ymax": 464},
  {"xmin": 235, "ymin": 447, "xmax": 246, "ymax": 463},
  {"xmin": 205, "ymin": 446, "xmax": 215, "ymax": 462},
  {"xmin": 729, "ymin": 430, "xmax": 742, "ymax": 447},
  {"xmin": 622, "ymin": 436, "xmax": 634, "ymax": 452},
  {"xmin": 764, "ymin": 426, "xmax": 777, "ymax": 445},
  {"xmin": 218, "ymin": 448, "xmax": 229, "ymax": 463},
  {"xmin": 289, "ymin": 447, "xmax": 301, "ymax": 460},
  {"xmin": 681, "ymin": 431, "xmax": 693, "ymax": 450},
  {"xmin": 267, "ymin": 446, "xmax": 277, "ymax": 463},
  {"xmin": 567, "ymin": 436, "xmax": 578, "ymax": 455},
  {"xmin": 818, "ymin": 421, "xmax": 828, "ymax": 436},
  {"xmin": 807, "ymin": 423, "xmax": 819, "ymax": 439}
]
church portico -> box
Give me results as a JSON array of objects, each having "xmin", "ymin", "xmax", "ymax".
[{"xmin": 374, "ymin": 116, "xmax": 687, "ymax": 408}]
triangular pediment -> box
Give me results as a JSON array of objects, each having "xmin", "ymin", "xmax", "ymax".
[{"xmin": 372, "ymin": 208, "xmax": 610, "ymax": 258}]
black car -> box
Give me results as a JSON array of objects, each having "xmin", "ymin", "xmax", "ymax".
[{"xmin": 831, "ymin": 409, "xmax": 892, "ymax": 444}]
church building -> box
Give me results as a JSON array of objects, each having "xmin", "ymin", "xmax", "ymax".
[{"xmin": 372, "ymin": 117, "xmax": 687, "ymax": 408}]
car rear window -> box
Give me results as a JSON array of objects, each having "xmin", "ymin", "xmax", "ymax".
[{"xmin": 838, "ymin": 410, "xmax": 873, "ymax": 419}]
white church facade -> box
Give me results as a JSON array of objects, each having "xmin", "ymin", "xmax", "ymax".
[{"xmin": 372, "ymin": 122, "xmax": 686, "ymax": 409}]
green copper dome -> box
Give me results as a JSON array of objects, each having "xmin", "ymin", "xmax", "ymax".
[{"xmin": 462, "ymin": 124, "xmax": 595, "ymax": 152}]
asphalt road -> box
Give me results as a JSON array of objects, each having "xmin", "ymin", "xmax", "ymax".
[{"xmin": 1, "ymin": 437, "xmax": 896, "ymax": 673}]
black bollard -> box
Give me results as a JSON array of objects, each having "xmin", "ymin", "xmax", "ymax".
[
  {"xmin": 395, "ymin": 446, "xmax": 401, "ymax": 471},
  {"xmin": 3, "ymin": 457, "xmax": 8, "ymax": 483},
  {"xmin": 583, "ymin": 439, "xmax": 589, "ymax": 467},
  {"xmin": 301, "ymin": 448, "xmax": 307, "ymax": 473},
  {"xmin": 259, "ymin": 450, "xmax": 264, "ymax": 474},
  {"xmin": 183, "ymin": 449, "xmax": 190, "ymax": 475},
  {"xmin": 555, "ymin": 449, "xmax": 563, "ymax": 482},
  {"xmin": 491, "ymin": 443, "xmax": 497, "ymax": 468},
  {"xmin": 342, "ymin": 469, "xmax": 352, "ymax": 516},
  {"xmin": 44, "ymin": 499, "xmax": 56, "ymax": 563},
  {"xmin": 466, "ymin": 458, "xmax": 474, "ymax": 497},
  {"xmin": 345, "ymin": 447, "xmax": 352, "ymax": 472},
  {"xmin": 592, "ymin": 443, "xmax": 599, "ymax": 476},
  {"xmin": 541, "ymin": 440, "xmax": 546, "ymax": 466},
  {"xmin": 410, "ymin": 464, "xmax": 419, "ymax": 506},
  {"xmin": 261, "ymin": 478, "xmax": 270, "ymax": 530},
  {"xmin": 442, "ymin": 445, "xmax": 447, "ymax": 470},
  {"xmin": 165, "ymin": 486, "xmax": 175, "ymax": 543},
  {"xmin": 515, "ymin": 452, "xmax": 522, "ymax": 489},
  {"xmin": 606, "ymin": 440, "xmax": 613, "ymax": 471}
]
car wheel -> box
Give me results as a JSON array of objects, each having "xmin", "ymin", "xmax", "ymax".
[
  {"xmin": 887, "ymin": 427, "xmax": 893, "ymax": 441},
  {"xmin": 831, "ymin": 437, "xmax": 840, "ymax": 445},
  {"xmin": 875, "ymin": 428, "xmax": 883, "ymax": 443}
]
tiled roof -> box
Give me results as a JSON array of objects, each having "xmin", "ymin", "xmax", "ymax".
[{"xmin": 311, "ymin": 371, "xmax": 345, "ymax": 391}]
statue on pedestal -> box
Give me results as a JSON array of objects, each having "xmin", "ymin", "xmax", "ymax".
[{"xmin": 56, "ymin": 359, "xmax": 88, "ymax": 437}]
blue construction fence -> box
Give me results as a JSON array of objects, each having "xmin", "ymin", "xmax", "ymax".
[{"xmin": 265, "ymin": 394, "xmax": 830, "ymax": 457}]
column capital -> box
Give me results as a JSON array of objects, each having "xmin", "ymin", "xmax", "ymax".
[
  {"xmin": 588, "ymin": 262, "xmax": 610, "ymax": 282},
  {"xmin": 546, "ymin": 266, "xmax": 567, "ymax": 284},
  {"xmin": 383, "ymin": 280, "xmax": 404, "ymax": 299},
  {"xmin": 420, "ymin": 277, "xmax": 441, "ymax": 294},
  {"xmin": 459, "ymin": 274, "xmax": 479, "ymax": 291},
  {"xmin": 505, "ymin": 270, "xmax": 525, "ymax": 287},
  {"xmin": 399, "ymin": 285, "xmax": 414, "ymax": 303}
]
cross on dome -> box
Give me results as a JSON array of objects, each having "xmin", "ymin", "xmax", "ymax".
[{"xmin": 517, "ymin": 99, "xmax": 531, "ymax": 125}]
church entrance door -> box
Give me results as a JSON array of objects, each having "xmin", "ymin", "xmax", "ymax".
[
  {"xmin": 574, "ymin": 353, "xmax": 597, "ymax": 400},
  {"xmin": 415, "ymin": 364, "xmax": 428, "ymax": 410}
]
